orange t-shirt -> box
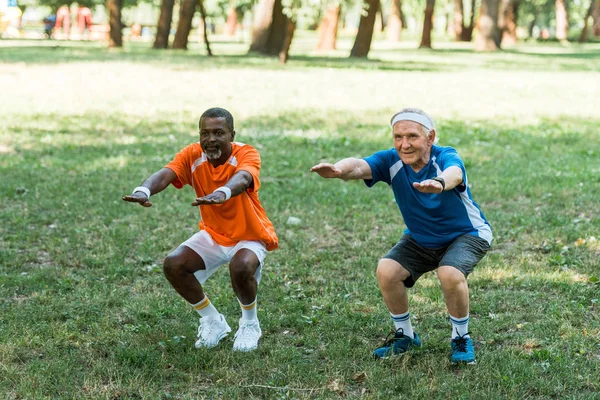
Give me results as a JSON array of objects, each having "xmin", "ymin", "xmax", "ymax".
[{"xmin": 165, "ymin": 142, "xmax": 278, "ymax": 251}]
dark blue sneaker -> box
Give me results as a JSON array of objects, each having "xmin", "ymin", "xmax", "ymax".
[
  {"xmin": 451, "ymin": 332, "xmax": 475, "ymax": 364},
  {"xmin": 373, "ymin": 328, "xmax": 422, "ymax": 359}
]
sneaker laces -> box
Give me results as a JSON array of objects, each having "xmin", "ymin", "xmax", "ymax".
[
  {"xmin": 236, "ymin": 321, "xmax": 259, "ymax": 341},
  {"xmin": 198, "ymin": 316, "xmax": 217, "ymax": 339},
  {"xmin": 452, "ymin": 331, "xmax": 471, "ymax": 352},
  {"xmin": 381, "ymin": 327, "xmax": 406, "ymax": 347}
]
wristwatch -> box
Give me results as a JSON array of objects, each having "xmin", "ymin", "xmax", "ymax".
[{"xmin": 431, "ymin": 177, "xmax": 445, "ymax": 191}]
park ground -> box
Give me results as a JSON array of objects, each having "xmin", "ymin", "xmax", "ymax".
[{"xmin": 0, "ymin": 34, "xmax": 599, "ymax": 399}]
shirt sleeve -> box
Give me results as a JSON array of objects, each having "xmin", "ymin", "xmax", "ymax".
[
  {"xmin": 237, "ymin": 146, "xmax": 261, "ymax": 192},
  {"xmin": 363, "ymin": 149, "xmax": 394, "ymax": 187},
  {"xmin": 438, "ymin": 147, "xmax": 467, "ymax": 191},
  {"xmin": 164, "ymin": 145, "xmax": 193, "ymax": 189}
]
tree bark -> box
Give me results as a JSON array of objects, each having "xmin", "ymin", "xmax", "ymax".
[
  {"xmin": 387, "ymin": 0, "xmax": 403, "ymax": 41},
  {"xmin": 198, "ymin": 0, "xmax": 212, "ymax": 55},
  {"xmin": 265, "ymin": 0, "xmax": 288, "ymax": 55},
  {"xmin": 453, "ymin": 0, "xmax": 464, "ymax": 40},
  {"xmin": 154, "ymin": 0, "xmax": 176, "ymax": 49},
  {"xmin": 249, "ymin": 0, "xmax": 275, "ymax": 52},
  {"xmin": 500, "ymin": 0, "xmax": 519, "ymax": 45},
  {"xmin": 579, "ymin": 0, "xmax": 599, "ymax": 41},
  {"xmin": 350, "ymin": 0, "xmax": 379, "ymax": 58},
  {"xmin": 173, "ymin": 0, "xmax": 197, "ymax": 49},
  {"xmin": 279, "ymin": 19, "xmax": 296, "ymax": 63},
  {"xmin": 475, "ymin": 0, "xmax": 500, "ymax": 50},
  {"xmin": 225, "ymin": 6, "xmax": 237, "ymax": 36},
  {"xmin": 594, "ymin": 1, "xmax": 600, "ymax": 35},
  {"xmin": 555, "ymin": 0, "xmax": 568, "ymax": 40},
  {"xmin": 316, "ymin": 4, "xmax": 341, "ymax": 50},
  {"xmin": 419, "ymin": 0, "xmax": 436, "ymax": 48},
  {"xmin": 461, "ymin": 0, "xmax": 476, "ymax": 41},
  {"xmin": 107, "ymin": 0, "xmax": 122, "ymax": 48}
]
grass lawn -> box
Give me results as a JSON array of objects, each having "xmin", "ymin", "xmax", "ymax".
[{"xmin": 1, "ymin": 34, "xmax": 599, "ymax": 399}]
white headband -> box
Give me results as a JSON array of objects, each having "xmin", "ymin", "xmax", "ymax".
[{"xmin": 390, "ymin": 112, "xmax": 435, "ymax": 131}]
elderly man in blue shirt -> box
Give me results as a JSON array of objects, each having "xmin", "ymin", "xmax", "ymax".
[{"xmin": 311, "ymin": 108, "xmax": 492, "ymax": 363}]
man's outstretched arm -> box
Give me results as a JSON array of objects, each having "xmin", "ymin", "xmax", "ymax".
[
  {"xmin": 122, "ymin": 167, "xmax": 178, "ymax": 207},
  {"xmin": 191, "ymin": 170, "xmax": 253, "ymax": 206},
  {"xmin": 310, "ymin": 158, "xmax": 373, "ymax": 180}
]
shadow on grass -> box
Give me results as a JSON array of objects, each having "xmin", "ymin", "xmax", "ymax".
[{"xmin": 1, "ymin": 39, "xmax": 599, "ymax": 72}]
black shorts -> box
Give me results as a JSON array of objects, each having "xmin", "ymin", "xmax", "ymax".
[{"xmin": 382, "ymin": 234, "xmax": 491, "ymax": 288}]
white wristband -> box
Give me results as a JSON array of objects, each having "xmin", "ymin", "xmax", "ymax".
[
  {"xmin": 214, "ymin": 186, "xmax": 232, "ymax": 200},
  {"xmin": 133, "ymin": 186, "xmax": 151, "ymax": 199}
]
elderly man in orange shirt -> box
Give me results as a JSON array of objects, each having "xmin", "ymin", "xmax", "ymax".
[{"xmin": 123, "ymin": 107, "xmax": 278, "ymax": 352}]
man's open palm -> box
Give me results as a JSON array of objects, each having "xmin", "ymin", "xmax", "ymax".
[
  {"xmin": 192, "ymin": 192, "xmax": 227, "ymax": 206},
  {"xmin": 122, "ymin": 192, "xmax": 152, "ymax": 207},
  {"xmin": 310, "ymin": 163, "xmax": 342, "ymax": 178}
]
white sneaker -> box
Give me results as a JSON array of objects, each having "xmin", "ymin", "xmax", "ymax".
[
  {"xmin": 195, "ymin": 314, "xmax": 231, "ymax": 349},
  {"xmin": 233, "ymin": 319, "xmax": 262, "ymax": 352}
]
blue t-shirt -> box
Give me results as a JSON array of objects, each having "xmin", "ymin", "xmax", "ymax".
[{"xmin": 364, "ymin": 145, "xmax": 492, "ymax": 248}]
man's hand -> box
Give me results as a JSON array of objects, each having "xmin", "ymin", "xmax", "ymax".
[
  {"xmin": 122, "ymin": 192, "xmax": 152, "ymax": 207},
  {"xmin": 192, "ymin": 191, "xmax": 227, "ymax": 206},
  {"xmin": 413, "ymin": 179, "xmax": 444, "ymax": 194},
  {"xmin": 310, "ymin": 163, "xmax": 342, "ymax": 178}
]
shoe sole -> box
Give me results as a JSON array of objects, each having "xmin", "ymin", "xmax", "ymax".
[{"xmin": 451, "ymin": 360, "xmax": 476, "ymax": 365}]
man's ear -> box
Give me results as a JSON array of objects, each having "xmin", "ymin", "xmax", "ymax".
[
  {"xmin": 231, "ymin": 130, "xmax": 236, "ymax": 141},
  {"xmin": 428, "ymin": 129, "xmax": 436, "ymax": 145}
]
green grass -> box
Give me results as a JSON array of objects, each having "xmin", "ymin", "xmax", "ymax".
[{"xmin": 1, "ymin": 35, "xmax": 599, "ymax": 399}]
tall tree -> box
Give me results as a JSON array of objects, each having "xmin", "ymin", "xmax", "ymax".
[
  {"xmin": 279, "ymin": 19, "xmax": 296, "ymax": 63},
  {"xmin": 349, "ymin": 0, "xmax": 379, "ymax": 58},
  {"xmin": 419, "ymin": 0, "xmax": 436, "ymax": 48},
  {"xmin": 454, "ymin": 0, "xmax": 477, "ymax": 41},
  {"xmin": 387, "ymin": 0, "xmax": 403, "ymax": 41},
  {"xmin": 154, "ymin": 0, "xmax": 176, "ymax": 48},
  {"xmin": 173, "ymin": 0, "xmax": 197, "ymax": 49},
  {"xmin": 594, "ymin": 1, "xmax": 600, "ymax": 35},
  {"xmin": 579, "ymin": 0, "xmax": 599, "ymax": 41},
  {"xmin": 499, "ymin": 0, "xmax": 519, "ymax": 45},
  {"xmin": 249, "ymin": 0, "xmax": 276, "ymax": 52},
  {"xmin": 555, "ymin": 0, "xmax": 568, "ymax": 40},
  {"xmin": 107, "ymin": 0, "xmax": 122, "ymax": 47},
  {"xmin": 475, "ymin": 0, "xmax": 500, "ymax": 50},
  {"xmin": 316, "ymin": 4, "xmax": 341, "ymax": 50},
  {"xmin": 198, "ymin": 0, "xmax": 213, "ymax": 55}
]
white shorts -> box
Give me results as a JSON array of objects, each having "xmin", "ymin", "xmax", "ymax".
[{"xmin": 181, "ymin": 230, "xmax": 268, "ymax": 284}]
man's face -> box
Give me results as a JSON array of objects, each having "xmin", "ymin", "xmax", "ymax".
[
  {"xmin": 199, "ymin": 117, "xmax": 234, "ymax": 160},
  {"xmin": 392, "ymin": 120, "xmax": 435, "ymax": 169}
]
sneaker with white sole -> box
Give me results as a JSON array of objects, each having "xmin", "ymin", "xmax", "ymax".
[
  {"xmin": 233, "ymin": 319, "xmax": 262, "ymax": 352},
  {"xmin": 195, "ymin": 314, "xmax": 231, "ymax": 349}
]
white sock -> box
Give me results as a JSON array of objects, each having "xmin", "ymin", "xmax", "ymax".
[
  {"xmin": 450, "ymin": 314, "xmax": 470, "ymax": 339},
  {"xmin": 192, "ymin": 296, "xmax": 220, "ymax": 319},
  {"xmin": 390, "ymin": 311, "xmax": 414, "ymax": 339},
  {"xmin": 239, "ymin": 298, "xmax": 258, "ymax": 322}
]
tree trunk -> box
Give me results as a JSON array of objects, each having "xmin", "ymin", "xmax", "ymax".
[
  {"xmin": 419, "ymin": 0, "xmax": 436, "ymax": 48},
  {"xmin": 594, "ymin": 1, "xmax": 600, "ymax": 35},
  {"xmin": 265, "ymin": 0, "xmax": 288, "ymax": 55},
  {"xmin": 173, "ymin": 0, "xmax": 197, "ymax": 49},
  {"xmin": 555, "ymin": 0, "xmax": 568, "ymax": 40},
  {"xmin": 107, "ymin": 0, "xmax": 122, "ymax": 47},
  {"xmin": 500, "ymin": 0, "xmax": 519, "ymax": 45},
  {"xmin": 225, "ymin": 6, "xmax": 237, "ymax": 36},
  {"xmin": 316, "ymin": 5, "xmax": 341, "ymax": 50},
  {"xmin": 387, "ymin": 0, "xmax": 403, "ymax": 41},
  {"xmin": 475, "ymin": 0, "xmax": 500, "ymax": 50},
  {"xmin": 579, "ymin": 0, "xmax": 599, "ymax": 41},
  {"xmin": 198, "ymin": 0, "xmax": 212, "ymax": 55},
  {"xmin": 453, "ymin": 0, "xmax": 464, "ymax": 40},
  {"xmin": 350, "ymin": 0, "xmax": 379, "ymax": 58},
  {"xmin": 461, "ymin": 0, "xmax": 476, "ymax": 41},
  {"xmin": 279, "ymin": 19, "xmax": 296, "ymax": 63},
  {"xmin": 154, "ymin": 0, "xmax": 176, "ymax": 49},
  {"xmin": 249, "ymin": 0, "xmax": 275, "ymax": 52}
]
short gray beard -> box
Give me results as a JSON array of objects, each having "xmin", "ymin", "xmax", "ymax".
[{"xmin": 205, "ymin": 149, "xmax": 222, "ymax": 160}]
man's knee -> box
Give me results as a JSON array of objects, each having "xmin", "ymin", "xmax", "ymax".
[
  {"xmin": 377, "ymin": 259, "xmax": 410, "ymax": 286},
  {"xmin": 437, "ymin": 265, "xmax": 466, "ymax": 288},
  {"xmin": 229, "ymin": 250, "xmax": 258, "ymax": 281},
  {"xmin": 163, "ymin": 253, "xmax": 185, "ymax": 278}
]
